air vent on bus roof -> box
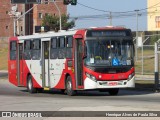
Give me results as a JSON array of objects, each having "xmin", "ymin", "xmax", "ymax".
[
  {"xmin": 115, "ymin": 25, "xmax": 125, "ymax": 28},
  {"xmin": 47, "ymin": 31, "xmax": 56, "ymax": 34},
  {"xmin": 89, "ymin": 27, "xmax": 97, "ymax": 28},
  {"xmin": 58, "ymin": 30, "xmax": 66, "ymax": 32},
  {"xmin": 105, "ymin": 26, "xmax": 114, "ymax": 28},
  {"xmin": 68, "ymin": 29, "xmax": 75, "ymax": 31},
  {"xmin": 33, "ymin": 33, "xmax": 40, "ymax": 35}
]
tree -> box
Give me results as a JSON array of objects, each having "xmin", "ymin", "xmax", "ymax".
[{"xmin": 42, "ymin": 14, "xmax": 75, "ymax": 32}]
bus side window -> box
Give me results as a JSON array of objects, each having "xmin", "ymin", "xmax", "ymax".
[
  {"xmin": 10, "ymin": 41, "xmax": 17, "ymax": 60},
  {"xmin": 32, "ymin": 39, "xmax": 41, "ymax": 60},
  {"xmin": 58, "ymin": 37, "xmax": 65, "ymax": 59},
  {"xmin": 66, "ymin": 36, "xmax": 73, "ymax": 59},
  {"xmin": 50, "ymin": 37, "xmax": 58, "ymax": 59},
  {"xmin": 24, "ymin": 40, "xmax": 32, "ymax": 60}
]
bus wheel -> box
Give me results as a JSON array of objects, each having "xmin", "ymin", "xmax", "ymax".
[
  {"xmin": 108, "ymin": 88, "xmax": 119, "ymax": 96},
  {"xmin": 27, "ymin": 75, "xmax": 37, "ymax": 93},
  {"xmin": 65, "ymin": 76, "xmax": 75, "ymax": 96}
]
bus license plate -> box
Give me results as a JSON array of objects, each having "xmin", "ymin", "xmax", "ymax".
[{"xmin": 108, "ymin": 82, "xmax": 118, "ymax": 86}]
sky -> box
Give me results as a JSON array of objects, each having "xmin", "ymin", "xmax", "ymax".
[{"xmin": 68, "ymin": 0, "xmax": 147, "ymax": 31}]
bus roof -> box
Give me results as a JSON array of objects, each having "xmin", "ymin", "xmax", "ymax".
[
  {"xmin": 10, "ymin": 26, "xmax": 130, "ymax": 41},
  {"xmin": 17, "ymin": 30, "xmax": 77, "ymax": 40}
]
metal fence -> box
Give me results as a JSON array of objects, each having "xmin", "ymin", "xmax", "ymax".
[{"xmin": 135, "ymin": 34, "xmax": 160, "ymax": 75}]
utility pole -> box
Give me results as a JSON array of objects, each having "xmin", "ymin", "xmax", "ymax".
[
  {"xmin": 154, "ymin": 42, "xmax": 160, "ymax": 92},
  {"xmin": 9, "ymin": 4, "xmax": 18, "ymax": 36},
  {"xmin": 109, "ymin": 11, "xmax": 112, "ymax": 26},
  {"xmin": 135, "ymin": 9, "xmax": 139, "ymax": 61},
  {"xmin": 13, "ymin": 19, "xmax": 16, "ymax": 36},
  {"xmin": 23, "ymin": 4, "xmax": 25, "ymax": 36}
]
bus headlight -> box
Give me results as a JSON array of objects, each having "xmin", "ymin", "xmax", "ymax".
[
  {"xmin": 128, "ymin": 72, "xmax": 135, "ymax": 80},
  {"xmin": 85, "ymin": 72, "xmax": 96, "ymax": 82}
]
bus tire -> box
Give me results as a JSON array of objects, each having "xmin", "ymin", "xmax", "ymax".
[
  {"xmin": 65, "ymin": 76, "xmax": 75, "ymax": 96},
  {"xmin": 27, "ymin": 75, "xmax": 37, "ymax": 93},
  {"xmin": 108, "ymin": 88, "xmax": 119, "ymax": 96}
]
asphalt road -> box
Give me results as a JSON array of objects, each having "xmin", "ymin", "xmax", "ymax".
[
  {"xmin": 1, "ymin": 77, "xmax": 160, "ymax": 119},
  {"xmin": 0, "ymin": 77, "xmax": 160, "ymax": 113}
]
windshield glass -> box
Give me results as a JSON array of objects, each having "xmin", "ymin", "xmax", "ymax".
[{"xmin": 85, "ymin": 39, "xmax": 134, "ymax": 67}]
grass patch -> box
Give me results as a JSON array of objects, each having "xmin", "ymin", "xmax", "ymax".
[
  {"xmin": 135, "ymin": 58, "xmax": 154, "ymax": 74},
  {"xmin": 137, "ymin": 49, "xmax": 154, "ymax": 56},
  {"xmin": 0, "ymin": 48, "xmax": 8, "ymax": 70},
  {"xmin": 135, "ymin": 49, "xmax": 155, "ymax": 74}
]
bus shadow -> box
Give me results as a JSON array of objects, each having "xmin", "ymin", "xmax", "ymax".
[
  {"xmin": 75, "ymin": 90, "xmax": 155, "ymax": 96},
  {"xmin": 20, "ymin": 88, "xmax": 156, "ymax": 97}
]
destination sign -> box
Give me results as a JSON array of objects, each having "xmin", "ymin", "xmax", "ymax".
[{"xmin": 86, "ymin": 30, "xmax": 131, "ymax": 37}]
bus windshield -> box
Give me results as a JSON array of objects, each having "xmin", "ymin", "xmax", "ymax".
[{"xmin": 85, "ymin": 39, "xmax": 134, "ymax": 67}]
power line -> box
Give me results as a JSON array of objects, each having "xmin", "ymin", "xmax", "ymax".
[
  {"xmin": 77, "ymin": 2, "xmax": 110, "ymax": 13},
  {"xmin": 70, "ymin": 9, "xmax": 160, "ymax": 21},
  {"xmin": 139, "ymin": 1, "xmax": 160, "ymax": 11},
  {"xmin": 77, "ymin": 1, "xmax": 160, "ymax": 13}
]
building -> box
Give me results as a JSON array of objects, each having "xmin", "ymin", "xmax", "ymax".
[
  {"xmin": 0, "ymin": 0, "xmax": 67, "ymax": 37},
  {"xmin": 147, "ymin": 0, "xmax": 160, "ymax": 31}
]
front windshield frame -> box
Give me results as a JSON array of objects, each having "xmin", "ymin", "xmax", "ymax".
[{"xmin": 84, "ymin": 38, "xmax": 134, "ymax": 67}]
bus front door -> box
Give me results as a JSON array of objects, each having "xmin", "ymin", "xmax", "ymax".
[
  {"xmin": 17, "ymin": 43, "xmax": 23, "ymax": 86},
  {"xmin": 42, "ymin": 40, "xmax": 50, "ymax": 88},
  {"xmin": 75, "ymin": 39, "xmax": 83, "ymax": 88}
]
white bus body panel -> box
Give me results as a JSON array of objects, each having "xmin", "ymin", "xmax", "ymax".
[{"xmin": 49, "ymin": 59, "xmax": 66, "ymax": 88}]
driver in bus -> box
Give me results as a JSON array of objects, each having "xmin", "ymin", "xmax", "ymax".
[{"xmin": 120, "ymin": 49, "xmax": 127, "ymax": 65}]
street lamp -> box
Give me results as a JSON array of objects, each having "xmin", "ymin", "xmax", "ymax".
[
  {"xmin": 53, "ymin": 2, "xmax": 62, "ymax": 30},
  {"xmin": 8, "ymin": 4, "xmax": 19, "ymax": 36},
  {"xmin": 109, "ymin": 11, "xmax": 112, "ymax": 26}
]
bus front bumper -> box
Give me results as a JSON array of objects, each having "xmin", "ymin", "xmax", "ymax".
[{"xmin": 84, "ymin": 76, "xmax": 135, "ymax": 90}]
